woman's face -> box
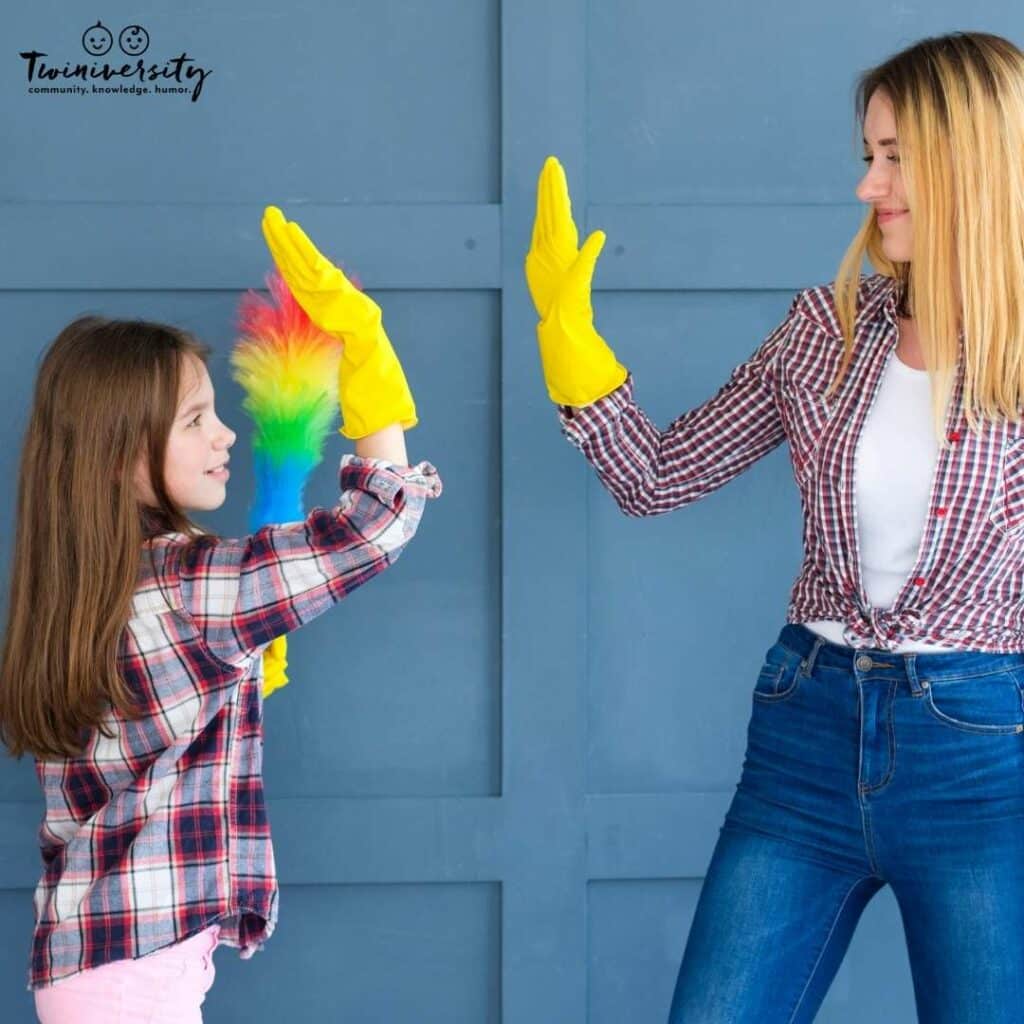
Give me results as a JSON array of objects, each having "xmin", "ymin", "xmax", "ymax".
[
  {"xmin": 134, "ymin": 353, "xmax": 236, "ymax": 513},
  {"xmin": 856, "ymin": 89, "xmax": 912, "ymax": 264}
]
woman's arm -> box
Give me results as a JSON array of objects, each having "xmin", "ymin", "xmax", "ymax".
[
  {"xmin": 524, "ymin": 156, "xmax": 802, "ymax": 517},
  {"xmin": 555, "ymin": 293, "xmax": 803, "ymax": 516}
]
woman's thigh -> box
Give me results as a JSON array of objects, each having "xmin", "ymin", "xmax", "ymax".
[
  {"xmin": 35, "ymin": 924, "xmax": 220, "ymax": 1024},
  {"xmin": 895, "ymin": 865, "xmax": 1024, "ymax": 1024},
  {"xmin": 668, "ymin": 825, "xmax": 883, "ymax": 1024},
  {"xmin": 876, "ymin": 677, "xmax": 1024, "ymax": 1024}
]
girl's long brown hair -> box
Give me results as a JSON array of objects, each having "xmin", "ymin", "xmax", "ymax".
[
  {"xmin": 832, "ymin": 31, "xmax": 1024, "ymax": 444},
  {"xmin": 0, "ymin": 317, "xmax": 214, "ymax": 760}
]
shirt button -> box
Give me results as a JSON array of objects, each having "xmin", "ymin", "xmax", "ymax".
[
  {"xmin": 913, "ymin": 576, "xmax": 926, "ymax": 586},
  {"xmin": 936, "ymin": 507, "xmax": 947, "ymax": 517},
  {"xmin": 948, "ymin": 430, "xmax": 961, "ymax": 442}
]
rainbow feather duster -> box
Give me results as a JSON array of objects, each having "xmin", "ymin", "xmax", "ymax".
[
  {"xmin": 231, "ymin": 270, "xmax": 342, "ymax": 697},
  {"xmin": 231, "ymin": 271, "xmax": 341, "ymax": 528}
]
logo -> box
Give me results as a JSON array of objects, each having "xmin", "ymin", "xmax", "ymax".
[
  {"xmin": 20, "ymin": 21, "xmax": 212, "ymax": 102},
  {"xmin": 117, "ymin": 26, "xmax": 149, "ymax": 57},
  {"xmin": 81, "ymin": 21, "xmax": 112, "ymax": 56}
]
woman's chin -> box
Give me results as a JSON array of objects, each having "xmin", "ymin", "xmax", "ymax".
[{"xmin": 880, "ymin": 235, "xmax": 912, "ymax": 264}]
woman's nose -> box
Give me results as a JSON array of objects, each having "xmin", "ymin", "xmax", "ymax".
[
  {"xmin": 856, "ymin": 159, "xmax": 894, "ymax": 202},
  {"xmin": 856, "ymin": 171, "xmax": 888, "ymax": 203}
]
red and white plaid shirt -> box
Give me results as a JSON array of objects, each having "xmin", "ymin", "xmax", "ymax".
[
  {"xmin": 559, "ymin": 272, "xmax": 1024, "ymax": 653},
  {"xmin": 29, "ymin": 455, "xmax": 441, "ymax": 990}
]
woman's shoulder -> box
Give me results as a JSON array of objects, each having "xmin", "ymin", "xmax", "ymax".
[{"xmin": 791, "ymin": 273, "xmax": 896, "ymax": 334}]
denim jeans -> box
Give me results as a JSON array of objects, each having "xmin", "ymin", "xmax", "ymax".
[{"xmin": 668, "ymin": 622, "xmax": 1024, "ymax": 1024}]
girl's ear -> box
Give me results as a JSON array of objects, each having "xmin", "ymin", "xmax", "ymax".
[{"xmin": 122, "ymin": 450, "xmax": 155, "ymax": 504}]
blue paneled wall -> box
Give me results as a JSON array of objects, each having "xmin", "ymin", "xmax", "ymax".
[{"xmin": 3, "ymin": 2, "xmax": 1016, "ymax": 1021}]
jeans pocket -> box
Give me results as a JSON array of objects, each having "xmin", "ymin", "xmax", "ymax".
[
  {"xmin": 922, "ymin": 668, "xmax": 1024, "ymax": 734},
  {"xmin": 752, "ymin": 642, "xmax": 803, "ymax": 703}
]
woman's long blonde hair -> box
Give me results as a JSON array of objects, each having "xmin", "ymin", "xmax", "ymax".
[
  {"xmin": 831, "ymin": 31, "xmax": 1024, "ymax": 446},
  {"xmin": 0, "ymin": 317, "xmax": 214, "ymax": 760}
]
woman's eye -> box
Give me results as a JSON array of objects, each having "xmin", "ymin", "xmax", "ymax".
[
  {"xmin": 189, "ymin": 414, "xmax": 202, "ymax": 427},
  {"xmin": 861, "ymin": 154, "xmax": 900, "ymax": 164}
]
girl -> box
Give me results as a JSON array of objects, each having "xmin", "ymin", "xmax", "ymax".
[
  {"xmin": 0, "ymin": 207, "xmax": 441, "ymax": 1022},
  {"xmin": 527, "ymin": 31, "xmax": 1024, "ymax": 1024}
]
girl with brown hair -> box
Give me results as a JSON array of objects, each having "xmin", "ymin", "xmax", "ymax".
[{"xmin": 1, "ymin": 208, "xmax": 441, "ymax": 1022}]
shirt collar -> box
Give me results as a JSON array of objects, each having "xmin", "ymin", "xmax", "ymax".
[
  {"xmin": 856, "ymin": 273, "xmax": 901, "ymax": 328},
  {"xmin": 144, "ymin": 532, "xmax": 189, "ymax": 544}
]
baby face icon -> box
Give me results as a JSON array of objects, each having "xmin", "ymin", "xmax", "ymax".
[
  {"xmin": 82, "ymin": 21, "xmax": 113, "ymax": 56},
  {"xmin": 118, "ymin": 25, "xmax": 150, "ymax": 56}
]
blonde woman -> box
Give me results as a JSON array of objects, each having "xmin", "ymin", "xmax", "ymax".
[{"xmin": 526, "ymin": 31, "xmax": 1024, "ymax": 1024}]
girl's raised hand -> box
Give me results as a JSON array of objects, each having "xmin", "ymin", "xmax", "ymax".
[
  {"xmin": 261, "ymin": 206, "xmax": 382, "ymax": 353},
  {"xmin": 260, "ymin": 206, "xmax": 417, "ymax": 439}
]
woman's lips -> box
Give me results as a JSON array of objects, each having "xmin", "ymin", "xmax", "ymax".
[
  {"xmin": 877, "ymin": 209, "xmax": 908, "ymax": 224},
  {"xmin": 206, "ymin": 467, "xmax": 230, "ymax": 480}
]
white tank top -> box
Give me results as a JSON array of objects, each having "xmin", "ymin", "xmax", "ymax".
[{"xmin": 803, "ymin": 349, "xmax": 956, "ymax": 652}]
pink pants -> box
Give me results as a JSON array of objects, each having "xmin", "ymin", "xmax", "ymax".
[{"xmin": 34, "ymin": 924, "xmax": 220, "ymax": 1024}]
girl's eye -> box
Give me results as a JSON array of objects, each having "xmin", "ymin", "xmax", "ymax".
[
  {"xmin": 861, "ymin": 154, "xmax": 900, "ymax": 164},
  {"xmin": 189, "ymin": 414, "xmax": 202, "ymax": 427}
]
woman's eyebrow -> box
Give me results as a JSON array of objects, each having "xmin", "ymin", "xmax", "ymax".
[{"xmin": 863, "ymin": 136, "xmax": 899, "ymax": 146}]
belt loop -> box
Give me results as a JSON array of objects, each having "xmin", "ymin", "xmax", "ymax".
[
  {"xmin": 904, "ymin": 653, "xmax": 923, "ymax": 695},
  {"xmin": 801, "ymin": 636, "xmax": 824, "ymax": 678}
]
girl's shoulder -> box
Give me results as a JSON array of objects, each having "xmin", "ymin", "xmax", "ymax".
[{"xmin": 135, "ymin": 533, "xmax": 209, "ymax": 617}]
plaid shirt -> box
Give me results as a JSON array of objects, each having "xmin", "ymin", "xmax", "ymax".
[
  {"xmin": 29, "ymin": 455, "xmax": 442, "ymax": 990},
  {"xmin": 559, "ymin": 272, "xmax": 1024, "ymax": 653}
]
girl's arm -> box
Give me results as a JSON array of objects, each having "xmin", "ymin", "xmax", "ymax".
[
  {"xmin": 177, "ymin": 207, "xmax": 431, "ymax": 672},
  {"xmin": 173, "ymin": 453, "xmax": 441, "ymax": 670},
  {"xmin": 354, "ymin": 422, "xmax": 408, "ymax": 465}
]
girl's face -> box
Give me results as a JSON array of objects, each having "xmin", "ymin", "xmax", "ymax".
[
  {"xmin": 134, "ymin": 354, "xmax": 236, "ymax": 512},
  {"xmin": 856, "ymin": 89, "xmax": 912, "ymax": 264}
]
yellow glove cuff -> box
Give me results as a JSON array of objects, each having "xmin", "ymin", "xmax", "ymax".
[
  {"xmin": 336, "ymin": 325, "xmax": 418, "ymax": 439},
  {"xmin": 536, "ymin": 317, "xmax": 628, "ymax": 408}
]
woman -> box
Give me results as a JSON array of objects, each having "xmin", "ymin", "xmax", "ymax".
[{"xmin": 526, "ymin": 31, "xmax": 1024, "ymax": 1024}]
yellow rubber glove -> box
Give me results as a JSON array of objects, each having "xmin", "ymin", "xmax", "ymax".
[
  {"xmin": 524, "ymin": 156, "xmax": 627, "ymax": 407},
  {"xmin": 262, "ymin": 635, "xmax": 289, "ymax": 699},
  {"xmin": 261, "ymin": 206, "xmax": 417, "ymax": 439}
]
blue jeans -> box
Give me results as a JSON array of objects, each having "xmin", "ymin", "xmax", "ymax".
[{"xmin": 668, "ymin": 622, "xmax": 1024, "ymax": 1024}]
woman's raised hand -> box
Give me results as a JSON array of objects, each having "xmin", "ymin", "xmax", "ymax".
[
  {"xmin": 524, "ymin": 157, "xmax": 627, "ymax": 407},
  {"xmin": 261, "ymin": 206, "xmax": 417, "ymax": 439},
  {"xmin": 525, "ymin": 156, "xmax": 581, "ymax": 318}
]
